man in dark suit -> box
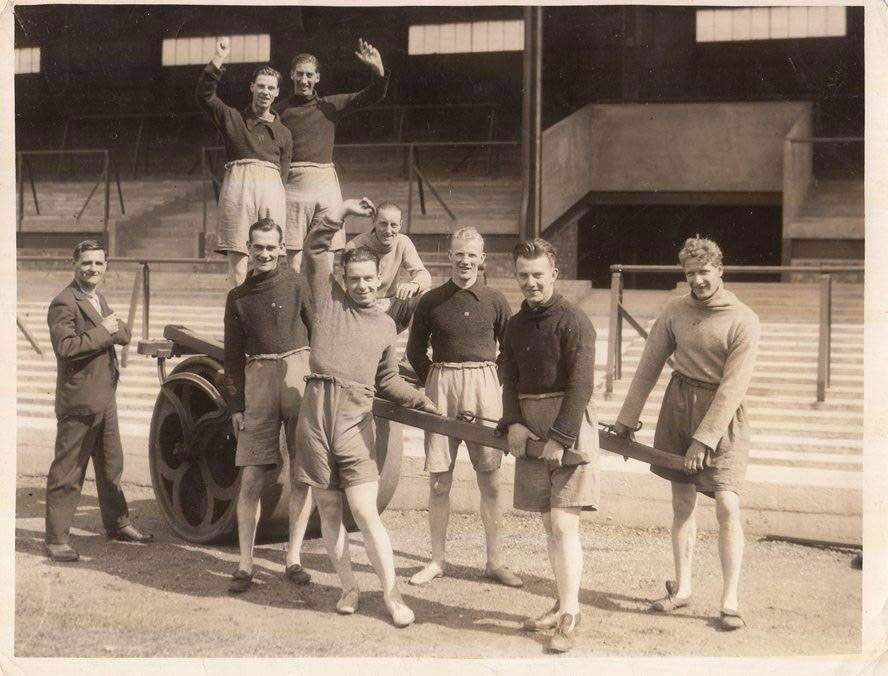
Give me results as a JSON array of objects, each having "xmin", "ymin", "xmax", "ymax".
[{"xmin": 44, "ymin": 240, "xmax": 153, "ymax": 562}]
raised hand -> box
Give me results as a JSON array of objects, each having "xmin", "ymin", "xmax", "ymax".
[
  {"xmin": 326, "ymin": 197, "xmax": 376, "ymax": 224},
  {"xmin": 212, "ymin": 37, "xmax": 230, "ymax": 68},
  {"xmin": 354, "ymin": 38, "xmax": 384, "ymax": 77}
]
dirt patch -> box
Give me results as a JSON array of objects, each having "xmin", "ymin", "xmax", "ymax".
[{"xmin": 14, "ymin": 476, "xmax": 860, "ymax": 658}]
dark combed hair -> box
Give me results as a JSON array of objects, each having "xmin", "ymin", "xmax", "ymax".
[
  {"xmin": 248, "ymin": 216, "xmax": 284, "ymax": 244},
  {"xmin": 512, "ymin": 238, "xmax": 557, "ymax": 267},
  {"xmin": 374, "ymin": 201, "xmax": 402, "ymax": 221},
  {"xmin": 290, "ymin": 53, "xmax": 320, "ymax": 72},
  {"xmin": 342, "ymin": 246, "xmax": 380, "ymax": 273},
  {"xmin": 72, "ymin": 239, "xmax": 105, "ymax": 262},
  {"xmin": 251, "ymin": 65, "xmax": 283, "ymax": 86}
]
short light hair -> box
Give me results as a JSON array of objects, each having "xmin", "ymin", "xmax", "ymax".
[
  {"xmin": 512, "ymin": 238, "xmax": 556, "ymax": 268},
  {"xmin": 374, "ymin": 201, "xmax": 402, "ymax": 222},
  {"xmin": 678, "ymin": 235, "xmax": 723, "ymax": 267},
  {"xmin": 291, "ymin": 53, "xmax": 320, "ymax": 72},
  {"xmin": 72, "ymin": 239, "xmax": 105, "ymax": 262},
  {"xmin": 342, "ymin": 246, "xmax": 380, "ymax": 273},
  {"xmin": 252, "ymin": 66, "xmax": 283, "ymax": 86},
  {"xmin": 451, "ymin": 226, "xmax": 484, "ymax": 249}
]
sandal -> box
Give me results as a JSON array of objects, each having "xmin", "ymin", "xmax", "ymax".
[
  {"xmin": 285, "ymin": 563, "xmax": 311, "ymax": 585},
  {"xmin": 228, "ymin": 569, "xmax": 253, "ymax": 594},
  {"xmin": 650, "ymin": 580, "xmax": 691, "ymax": 612},
  {"xmin": 720, "ymin": 608, "xmax": 746, "ymax": 631}
]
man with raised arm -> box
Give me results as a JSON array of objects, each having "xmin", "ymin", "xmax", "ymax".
[
  {"xmin": 279, "ymin": 40, "xmax": 389, "ymax": 272},
  {"xmin": 613, "ymin": 236, "xmax": 760, "ymax": 632},
  {"xmin": 222, "ymin": 215, "xmax": 315, "ymax": 594},
  {"xmin": 45, "ymin": 240, "xmax": 153, "ymax": 562},
  {"xmin": 497, "ymin": 238, "xmax": 600, "ymax": 654},
  {"xmin": 293, "ymin": 197, "xmax": 438, "ymax": 628},
  {"xmin": 197, "ymin": 37, "xmax": 292, "ymax": 288},
  {"xmin": 344, "ymin": 202, "xmax": 431, "ymax": 300},
  {"xmin": 405, "ymin": 227, "xmax": 520, "ymax": 588}
]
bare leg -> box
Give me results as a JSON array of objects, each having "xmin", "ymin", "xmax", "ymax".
[
  {"xmin": 715, "ymin": 490, "xmax": 744, "ymax": 612},
  {"xmin": 227, "ymin": 251, "xmax": 248, "ymax": 289},
  {"xmin": 547, "ymin": 507, "xmax": 583, "ymax": 617},
  {"xmin": 671, "ymin": 481, "xmax": 698, "ymax": 599},
  {"xmin": 313, "ymin": 487, "xmax": 357, "ymax": 600},
  {"xmin": 344, "ymin": 481, "xmax": 414, "ymax": 627},
  {"xmin": 409, "ymin": 471, "xmax": 451, "ymax": 585},
  {"xmin": 541, "ymin": 511, "xmax": 561, "ymax": 602},
  {"xmin": 476, "ymin": 468, "xmax": 503, "ymax": 568},
  {"xmin": 236, "ymin": 466, "xmax": 266, "ymax": 573},
  {"xmin": 286, "ymin": 250, "xmax": 303, "ymax": 275},
  {"xmin": 286, "ymin": 482, "xmax": 312, "ymax": 569}
]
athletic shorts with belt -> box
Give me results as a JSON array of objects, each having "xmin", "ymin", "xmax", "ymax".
[
  {"xmin": 235, "ymin": 348, "xmax": 309, "ymax": 469},
  {"xmin": 292, "ymin": 374, "xmax": 379, "ymax": 490},
  {"xmin": 424, "ymin": 361, "xmax": 503, "ymax": 474},
  {"xmin": 651, "ymin": 371, "xmax": 750, "ymax": 497},
  {"xmin": 216, "ymin": 159, "xmax": 287, "ymax": 256},
  {"xmin": 513, "ymin": 392, "xmax": 600, "ymax": 513},
  {"xmin": 285, "ymin": 162, "xmax": 345, "ymax": 253}
]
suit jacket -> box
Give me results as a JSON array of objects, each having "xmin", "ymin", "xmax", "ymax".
[{"xmin": 47, "ymin": 282, "xmax": 131, "ymax": 419}]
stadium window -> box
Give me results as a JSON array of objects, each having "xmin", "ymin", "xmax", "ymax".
[
  {"xmin": 408, "ymin": 20, "xmax": 524, "ymax": 55},
  {"xmin": 15, "ymin": 47, "xmax": 41, "ymax": 74},
  {"xmin": 696, "ymin": 6, "xmax": 845, "ymax": 42},
  {"xmin": 161, "ymin": 34, "xmax": 271, "ymax": 66}
]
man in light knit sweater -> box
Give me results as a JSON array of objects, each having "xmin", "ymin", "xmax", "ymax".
[
  {"xmin": 223, "ymin": 216, "xmax": 315, "ymax": 594},
  {"xmin": 344, "ymin": 202, "xmax": 431, "ymax": 299},
  {"xmin": 293, "ymin": 196, "xmax": 439, "ymax": 628},
  {"xmin": 497, "ymin": 238, "xmax": 600, "ymax": 654},
  {"xmin": 614, "ymin": 236, "xmax": 760, "ymax": 632},
  {"xmin": 405, "ymin": 227, "xmax": 520, "ymax": 588}
]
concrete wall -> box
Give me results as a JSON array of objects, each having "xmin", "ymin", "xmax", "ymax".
[{"xmin": 540, "ymin": 101, "xmax": 813, "ymax": 228}]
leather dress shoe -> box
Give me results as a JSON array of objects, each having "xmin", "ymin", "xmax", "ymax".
[
  {"xmin": 45, "ymin": 543, "xmax": 79, "ymax": 562},
  {"xmin": 108, "ymin": 525, "xmax": 154, "ymax": 543}
]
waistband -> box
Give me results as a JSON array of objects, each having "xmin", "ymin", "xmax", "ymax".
[
  {"xmin": 518, "ymin": 391, "xmax": 565, "ymax": 401},
  {"xmin": 431, "ymin": 361, "xmax": 496, "ymax": 370},
  {"xmin": 289, "ymin": 162, "xmax": 336, "ymax": 170},
  {"xmin": 671, "ymin": 371, "xmax": 719, "ymax": 391},
  {"xmin": 304, "ymin": 372, "xmax": 375, "ymax": 395},
  {"xmin": 246, "ymin": 346, "xmax": 309, "ymax": 363},
  {"xmin": 224, "ymin": 158, "xmax": 281, "ymax": 172}
]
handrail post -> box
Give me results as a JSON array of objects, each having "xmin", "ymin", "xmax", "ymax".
[
  {"xmin": 406, "ymin": 144, "xmax": 414, "ymax": 233},
  {"xmin": 26, "ymin": 156, "xmax": 40, "ymax": 214},
  {"xmin": 121, "ymin": 266, "xmax": 142, "ymax": 368},
  {"xmin": 114, "ymin": 158, "xmax": 125, "ymax": 215},
  {"xmin": 817, "ymin": 273, "xmax": 832, "ymax": 402},
  {"xmin": 605, "ymin": 270, "xmax": 622, "ymax": 394},
  {"xmin": 616, "ymin": 272, "xmax": 624, "ymax": 381},
  {"xmin": 103, "ymin": 151, "xmax": 111, "ymax": 246},
  {"xmin": 142, "ymin": 262, "xmax": 151, "ymax": 340}
]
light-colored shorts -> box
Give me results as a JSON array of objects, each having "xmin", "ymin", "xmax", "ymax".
[
  {"xmin": 235, "ymin": 348, "xmax": 309, "ymax": 468},
  {"xmin": 285, "ymin": 162, "xmax": 345, "ymax": 253},
  {"xmin": 292, "ymin": 375, "xmax": 379, "ymax": 490},
  {"xmin": 216, "ymin": 159, "xmax": 287, "ymax": 255},
  {"xmin": 424, "ymin": 362, "xmax": 503, "ymax": 474},
  {"xmin": 651, "ymin": 371, "xmax": 750, "ymax": 497},
  {"xmin": 513, "ymin": 393, "xmax": 600, "ymax": 513}
]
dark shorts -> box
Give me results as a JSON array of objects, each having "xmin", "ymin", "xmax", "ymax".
[
  {"xmin": 651, "ymin": 371, "xmax": 751, "ymax": 497},
  {"xmin": 512, "ymin": 394, "xmax": 600, "ymax": 513},
  {"xmin": 235, "ymin": 349, "xmax": 309, "ymax": 468},
  {"xmin": 292, "ymin": 376, "xmax": 379, "ymax": 491}
]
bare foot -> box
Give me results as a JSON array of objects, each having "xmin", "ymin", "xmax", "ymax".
[{"xmin": 409, "ymin": 562, "xmax": 444, "ymax": 586}]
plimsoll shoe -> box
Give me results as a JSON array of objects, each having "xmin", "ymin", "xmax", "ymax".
[
  {"xmin": 107, "ymin": 525, "xmax": 154, "ymax": 543},
  {"xmin": 546, "ymin": 612, "xmax": 582, "ymax": 653},
  {"xmin": 523, "ymin": 601, "xmax": 560, "ymax": 632}
]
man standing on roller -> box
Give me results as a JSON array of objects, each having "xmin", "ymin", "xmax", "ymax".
[
  {"xmin": 405, "ymin": 226, "xmax": 520, "ymax": 588},
  {"xmin": 197, "ymin": 37, "xmax": 292, "ymax": 288},
  {"xmin": 279, "ymin": 40, "xmax": 389, "ymax": 272},
  {"xmin": 613, "ymin": 236, "xmax": 760, "ymax": 632}
]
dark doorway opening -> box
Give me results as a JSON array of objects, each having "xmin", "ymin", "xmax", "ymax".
[{"xmin": 577, "ymin": 203, "xmax": 782, "ymax": 289}]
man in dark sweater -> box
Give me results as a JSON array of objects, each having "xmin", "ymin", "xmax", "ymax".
[
  {"xmin": 223, "ymin": 217, "xmax": 314, "ymax": 594},
  {"xmin": 405, "ymin": 227, "xmax": 521, "ymax": 588},
  {"xmin": 197, "ymin": 37, "xmax": 292, "ymax": 288},
  {"xmin": 497, "ymin": 238, "xmax": 600, "ymax": 654},
  {"xmin": 278, "ymin": 39, "xmax": 389, "ymax": 272},
  {"xmin": 293, "ymin": 197, "xmax": 438, "ymax": 628}
]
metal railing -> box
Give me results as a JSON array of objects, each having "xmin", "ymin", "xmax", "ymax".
[
  {"xmin": 199, "ymin": 140, "xmax": 520, "ymax": 252},
  {"xmin": 604, "ymin": 264, "xmax": 864, "ymax": 403},
  {"xmin": 16, "ymin": 149, "xmax": 125, "ymax": 236}
]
